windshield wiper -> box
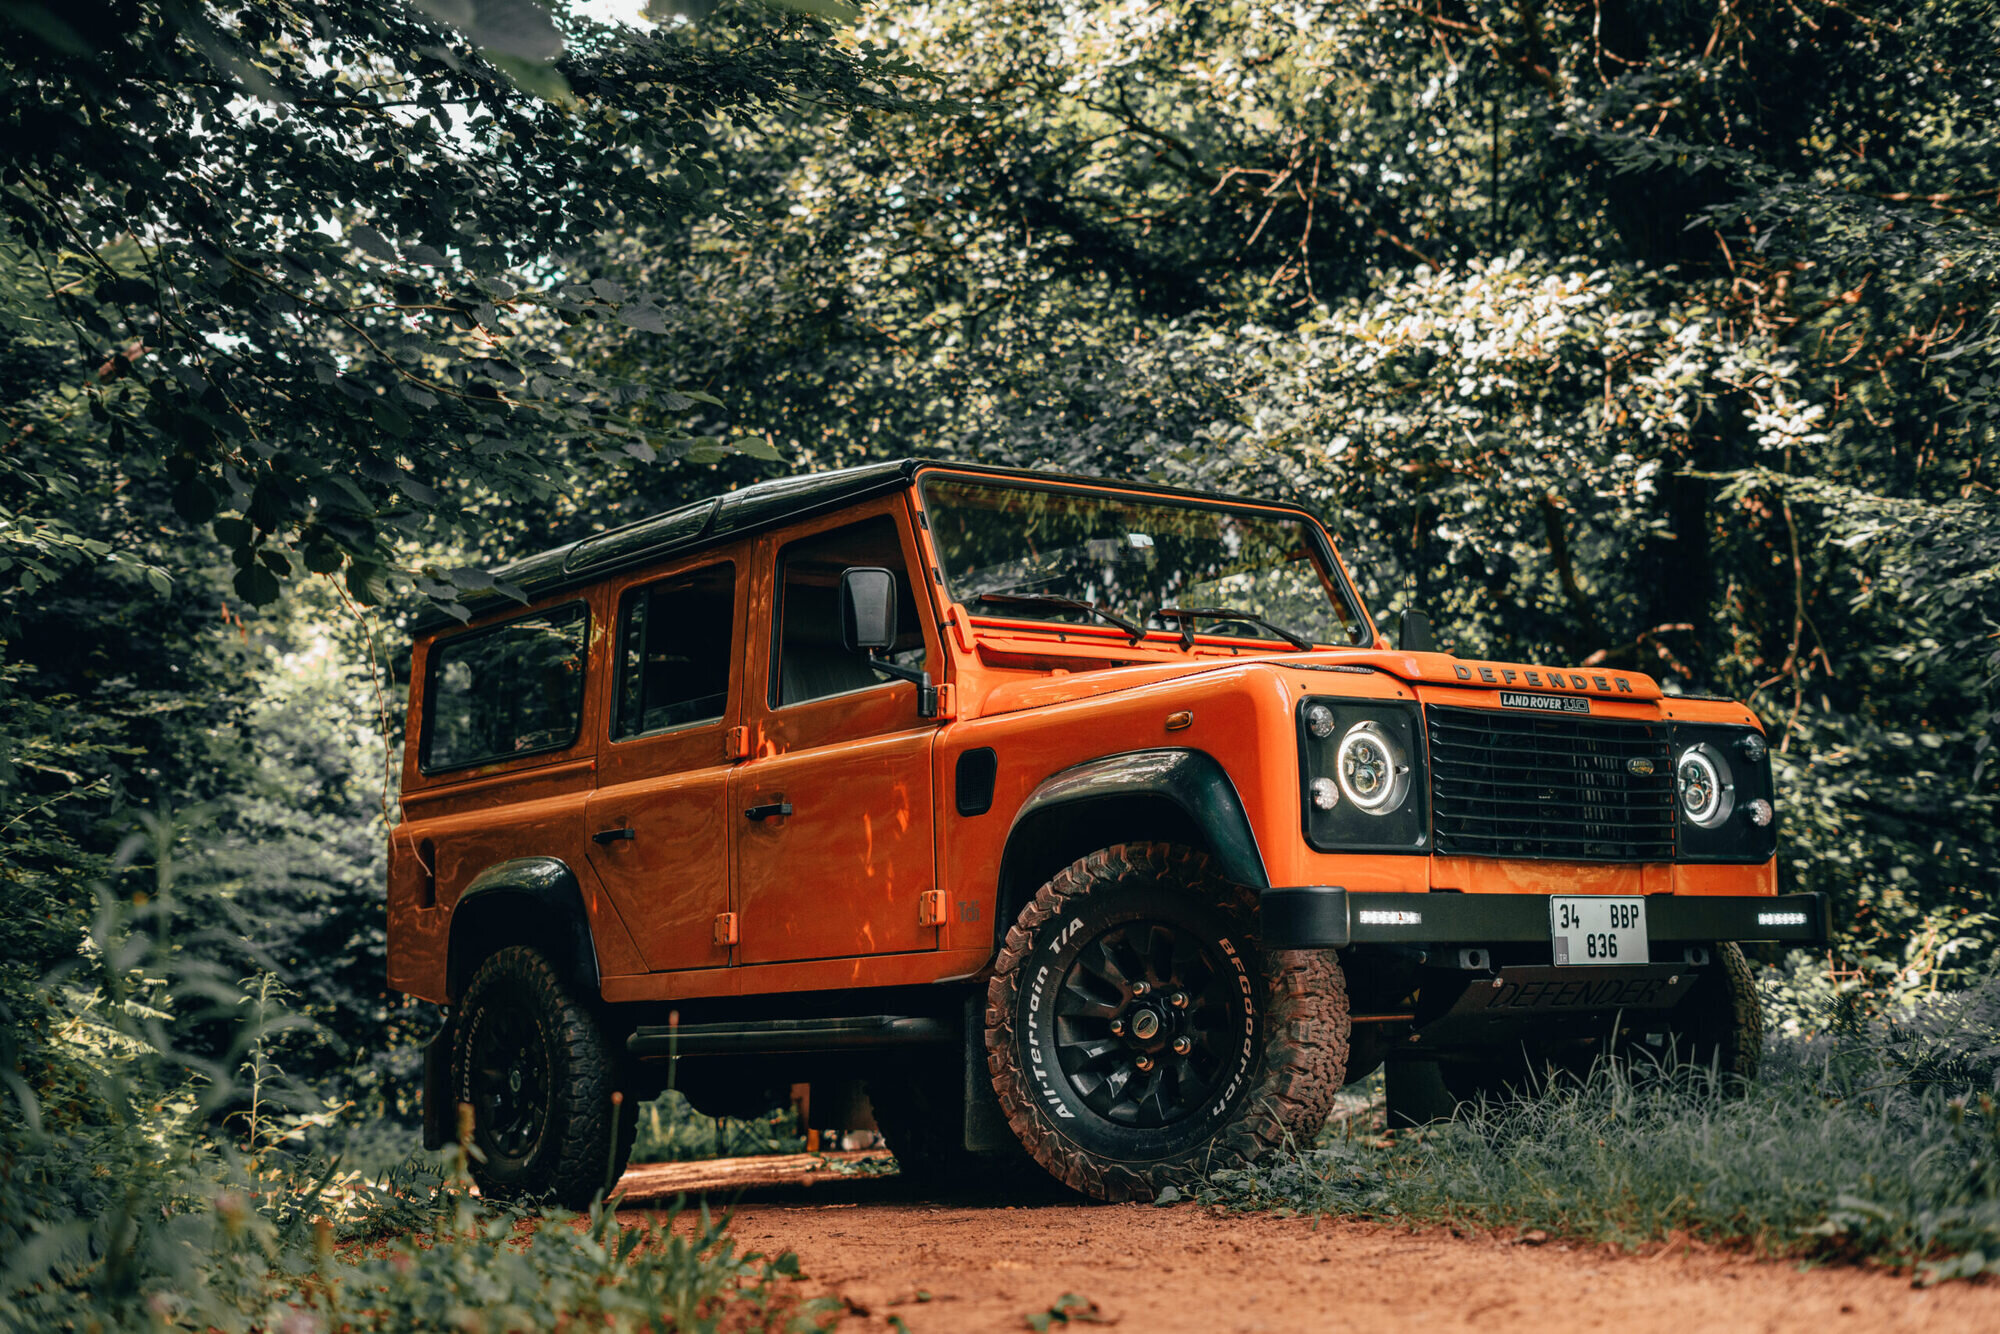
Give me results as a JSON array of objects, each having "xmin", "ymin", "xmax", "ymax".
[
  {"xmin": 1155, "ymin": 606, "xmax": 1314, "ymax": 652},
  {"xmin": 977, "ymin": 592, "xmax": 1148, "ymax": 644}
]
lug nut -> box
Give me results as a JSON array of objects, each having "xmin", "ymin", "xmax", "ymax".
[
  {"xmin": 1109, "ymin": 1019, "xmax": 1126, "ymax": 1036},
  {"xmin": 1131, "ymin": 981, "xmax": 1151, "ymax": 997},
  {"xmin": 1135, "ymin": 1056, "xmax": 1154, "ymax": 1072},
  {"xmin": 1169, "ymin": 991, "xmax": 1188, "ymax": 1009},
  {"xmin": 1171, "ymin": 1036, "xmax": 1192, "ymax": 1055}
]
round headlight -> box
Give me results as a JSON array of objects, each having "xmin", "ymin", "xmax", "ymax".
[
  {"xmin": 1676, "ymin": 744, "xmax": 1736, "ymax": 828},
  {"xmin": 1305, "ymin": 704, "xmax": 1336, "ymax": 739},
  {"xmin": 1336, "ymin": 721, "xmax": 1411, "ymax": 816}
]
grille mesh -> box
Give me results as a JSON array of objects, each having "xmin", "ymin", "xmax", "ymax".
[{"xmin": 1427, "ymin": 706, "xmax": 1676, "ymax": 861}]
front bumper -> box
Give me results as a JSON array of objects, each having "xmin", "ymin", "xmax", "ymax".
[{"xmin": 1262, "ymin": 887, "xmax": 1830, "ymax": 951}]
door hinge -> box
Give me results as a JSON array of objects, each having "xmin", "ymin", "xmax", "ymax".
[
  {"xmin": 918, "ymin": 890, "xmax": 947, "ymax": 928},
  {"xmin": 713, "ymin": 912, "xmax": 739, "ymax": 946},
  {"xmin": 933, "ymin": 683, "xmax": 956, "ymax": 719},
  {"xmin": 724, "ymin": 725, "xmax": 750, "ymax": 761}
]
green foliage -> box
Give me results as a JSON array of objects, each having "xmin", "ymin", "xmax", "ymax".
[
  {"xmin": 0, "ymin": 0, "xmax": 926, "ymax": 611},
  {"xmin": 1192, "ymin": 979, "xmax": 2000, "ymax": 1283},
  {"xmin": 1, "ymin": 829, "xmax": 824, "ymax": 1332},
  {"xmin": 631, "ymin": 1090, "xmax": 808, "ymax": 1164}
]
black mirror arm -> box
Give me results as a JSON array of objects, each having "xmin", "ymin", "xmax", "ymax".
[{"xmin": 868, "ymin": 653, "xmax": 938, "ymax": 718}]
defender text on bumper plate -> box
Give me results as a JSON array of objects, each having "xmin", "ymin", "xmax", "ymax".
[{"xmin": 1261, "ymin": 888, "xmax": 1830, "ymax": 951}]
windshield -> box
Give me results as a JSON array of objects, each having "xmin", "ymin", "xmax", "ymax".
[{"xmin": 919, "ymin": 476, "xmax": 1368, "ymax": 647}]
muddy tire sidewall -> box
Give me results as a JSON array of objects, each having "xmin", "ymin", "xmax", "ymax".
[{"xmin": 986, "ymin": 843, "xmax": 1350, "ymax": 1202}]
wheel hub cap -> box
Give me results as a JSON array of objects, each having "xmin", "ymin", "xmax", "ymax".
[{"xmin": 1050, "ymin": 919, "xmax": 1243, "ymax": 1129}]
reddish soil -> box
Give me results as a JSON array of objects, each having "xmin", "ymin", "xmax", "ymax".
[{"xmin": 614, "ymin": 1155, "xmax": 2000, "ymax": 1333}]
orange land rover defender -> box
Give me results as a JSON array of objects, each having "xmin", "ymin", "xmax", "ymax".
[{"xmin": 387, "ymin": 461, "xmax": 1826, "ymax": 1206}]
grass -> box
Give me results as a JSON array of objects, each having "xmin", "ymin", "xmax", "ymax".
[
  {"xmin": 630, "ymin": 1090, "xmax": 808, "ymax": 1165},
  {"xmin": 1195, "ymin": 978, "xmax": 2000, "ymax": 1283}
]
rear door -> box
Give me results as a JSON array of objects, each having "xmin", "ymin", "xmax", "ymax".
[
  {"xmin": 584, "ymin": 556, "xmax": 744, "ymax": 973},
  {"xmin": 729, "ymin": 501, "xmax": 943, "ymax": 964}
]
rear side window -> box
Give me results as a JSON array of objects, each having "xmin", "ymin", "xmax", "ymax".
[
  {"xmin": 423, "ymin": 602, "xmax": 589, "ymax": 772},
  {"xmin": 613, "ymin": 562, "xmax": 736, "ymax": 739}
]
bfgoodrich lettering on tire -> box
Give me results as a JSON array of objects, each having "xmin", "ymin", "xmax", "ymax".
[{"xmin": 984, "ymin": 843, "xmax": 1349, "ymax": 1202}]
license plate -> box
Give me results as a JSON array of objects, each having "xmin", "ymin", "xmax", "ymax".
[{"xmin": 1550, "ymin": 896, "xmax": 1649, "ymax": 966}]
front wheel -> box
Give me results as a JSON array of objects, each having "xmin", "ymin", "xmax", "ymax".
[
  {"xmin": 452, "ymin": 945, "xmax": 636, "ymax": 1209},
  {"xmin": 985, "ymin": 843, "xmax": 1350, "ymax": 1202}
]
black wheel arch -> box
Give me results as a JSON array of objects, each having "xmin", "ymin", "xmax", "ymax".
[
  {"xmin": 446, "ymin": 857, "xmax": 602, "ymax": 1003},
  {"xmin": 993, "ymin": 749, "xmax": 1269, "ymax": 954}
]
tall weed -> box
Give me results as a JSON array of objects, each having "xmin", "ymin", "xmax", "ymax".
[
  {"xmin": 1200, "ymin": 980, "xmax": 2000, "ymax": 1283},
  {"xmin": 1, "ymin": 819, "xmax": 826, "ymax": 1331}
]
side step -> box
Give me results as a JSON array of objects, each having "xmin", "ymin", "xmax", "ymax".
[{"xmin": 626, "ymin": 1015, "xmax": 956, "ymax": 1059}]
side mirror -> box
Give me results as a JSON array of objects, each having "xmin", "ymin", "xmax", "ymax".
[
  {"xmin": 840, "ymin": 567, "xmax": 898, "ymax": 653},
  {"xmin": 1397, "ymin": 608, "xmax": 1436, "ymax": 653}
]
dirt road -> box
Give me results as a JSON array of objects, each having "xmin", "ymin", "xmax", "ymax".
[{"xmin": 614, "ymin": 1155, "xmax": 2000, "ymax": 1333}]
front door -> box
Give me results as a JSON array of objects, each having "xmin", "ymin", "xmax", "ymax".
[
  {"xmin": 585, "ymin": 557, "xmax": 742, "ymax": 973},
  {"xmin": 730, "ymin": 506, "xmax": 942, "ymax": 964}
]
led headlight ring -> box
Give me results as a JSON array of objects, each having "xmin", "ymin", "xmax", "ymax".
[
  {"xmin": 1676, "ymin": 744, "xmax": 1736, "ymax": 829},
  {"xmin": 1335, "ymin": 721, "xmax": 1411, "ymax": 816}
]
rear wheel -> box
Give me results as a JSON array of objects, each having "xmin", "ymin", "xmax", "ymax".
[
  {"xmin": 985, "ymin": 843, "xmax": 1349, "ymax": 1202},
  {"xmin": 452, "ymin": 945, "xmax": 636, "ymax": 1209},
  {"xmin": 868, "ymin": 1059, "xmax": 1027, "ymax": 1190}
]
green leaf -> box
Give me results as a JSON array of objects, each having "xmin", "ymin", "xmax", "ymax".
[
  {"xmin": 233, "ymin": 563, "xmax": 282, "ymax": 605},
  {"xmin": 171, "ymin": 477, "xmax": 219, "ymax": 524},
  {"xmin": 302, "ymin": 543, "xmax": 345, "ymax": 575},
  {"xmin": 346, "ymin": 561, "xmax": 392, "ymax": 606},
  {"xmin": 617, "ymin": 304, "xmax": 667, "ymax": 334},
  {"xmin": 372, "ymin": 398, "xmax": 414, "ymax": 437},
  {"xmin": 349, "ymin": 225, "xmax": 397, "ymax": 262}
]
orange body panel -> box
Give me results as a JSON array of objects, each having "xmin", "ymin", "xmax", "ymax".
[{"xmin": 386, "ymin": 466, "xmax": 1780, "ymax": 1007}]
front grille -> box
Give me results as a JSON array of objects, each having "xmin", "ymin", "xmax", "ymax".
[{"xmin": 1427, "ymin": 706, "xmax": 1676, "ymax": 861}]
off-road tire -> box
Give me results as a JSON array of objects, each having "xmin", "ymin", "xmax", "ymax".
[
  {"xmin": 868, "ymin": 1059, "xmax": 1029, "ymax": 1190},
  {"xmin": 452, "ymin": 945, "xmax": 637, "ymax": 1209},
  {"xmin": 985, "ymin": 843, "xmax": 1350, "ymax": 1202},
  {"xmin": 1680, "ymin": 941, "xmax": 1764, "ymax": 1084},
  {"xmin": 867, "ymin": 1064, "xmax": 962, "ymax": 1185}
]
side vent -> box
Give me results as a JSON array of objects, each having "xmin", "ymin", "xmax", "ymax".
[{"xmin": 955, "ymin": 747, "xmax": 998, "ymax": 817}]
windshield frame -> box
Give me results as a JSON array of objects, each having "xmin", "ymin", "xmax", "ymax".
[{"xmin": 912, "ymin": 469, "xmax": 1376, "ymax": 650}]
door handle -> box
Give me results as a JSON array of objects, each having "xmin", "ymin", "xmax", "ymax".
[
  {"xmin": 744, "ymin": 801, "xmax": 793, "ymax": 822},
  {"xmin": 592, "ymin": 826, "xmax": 637, "ymax": 844}
]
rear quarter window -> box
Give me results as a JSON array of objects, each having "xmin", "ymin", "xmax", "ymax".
[{"xmin": 423, "ymin": 602, "xmax": 589, "ymax": 773}]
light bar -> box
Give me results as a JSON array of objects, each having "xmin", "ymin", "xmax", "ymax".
[
  {"xmin": 1357, "ymin": 909, "xmax": 1422, "ymax": 927},
  {"xmin": 1757, "ymin": 911, "xmax": 1808, "ymax": 927}
]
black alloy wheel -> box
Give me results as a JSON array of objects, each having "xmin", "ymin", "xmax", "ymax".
[
  {"xmin": 450, "ymin": 945, "xmax": 637, "ymax": 1208},
  {"xmin": 466, "ymin": 992, "xmax": 553, "ymax": 1162},
  {"xmin": 1053, "ymin": 921, "xmax": 1243, "ymax": 1129},
  {"xmin": 986, "ymin": 843, "xmax": 1351, "ymax": 1202}
]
